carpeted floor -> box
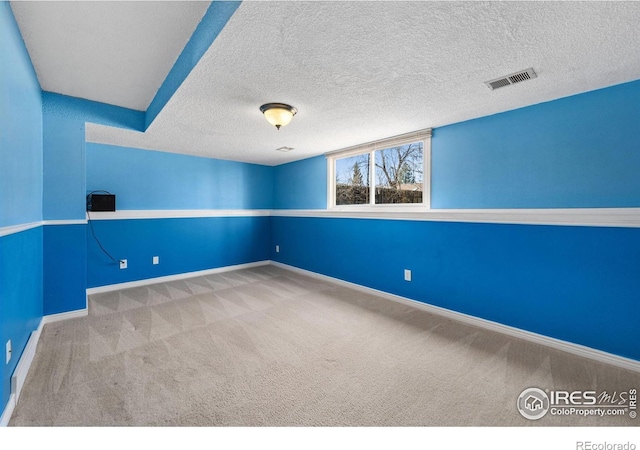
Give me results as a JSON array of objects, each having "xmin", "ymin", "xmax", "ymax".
[{"xmin": 9, "ymin": 265, "xmax": 640, "ymax": 426}]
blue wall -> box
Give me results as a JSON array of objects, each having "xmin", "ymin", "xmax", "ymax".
[
  {"xmin": 40, "ymin": 107, "xmax": 87, "ymax": 318},
  {"xmin": 271, "ymin": 217, "xmax": 640, "ymax": 361},
  {"xmin": 0, "ymin": 2, "xmax": 42, "ymax": 227},
  {"xmin": 278, "ymin": 79, "xmax": 640, "ymax": 211},
  {"xmin": 87, "ymin": 216, "xmax": 270, "ymax": 288},
  {"xmin": 432, "ymin": 80, "xmax": 640, "ymax": 209},
  {"xmin": 0, "ymin": 2, "xmax": 43, "ymax": 412},
  {"xmin": 42, "ymin": 92, "xmax": 145, "ymax": 132},
  {"xmin": 43, "ymin": 225, "xmax": 87, "ymax": 315},
  {"xmin": 40, "ymin": 95, "xmax": 147, "ymax": 315},
  {"xmin": 87, "ymin": 143, "xmax": 273, "ymax": 210},
  {"xmin": 42, "ymin": 115, "xmax": 86, "ymax": 220},
  {"xmin": 271, "ymin": 79, "xmax": 640, "ymax": 362},
  {"xmin": 0, "ymin": 228, "xmax": 43, "ymax": 414},
  {"xmin": 42, "ymin": 93, "xmax": 147, "ymax": 221},
  {"xmin": 273, "ymin": 155, "xmax": 327, "ymax": 210},
  {"xmin": 85, "ymin": 143, "xmax": 274, "ymax": 288}
]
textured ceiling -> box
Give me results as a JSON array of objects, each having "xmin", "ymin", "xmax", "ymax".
[
  {"xmin": 13, "ymin": 1, "xmax": 640, "ymax": 166},
  {"xmin": 10, "ymin": 1, "xmax": 209, "ymax": 111}
]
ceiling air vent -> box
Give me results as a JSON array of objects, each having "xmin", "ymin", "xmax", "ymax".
[{"xmin": 485, "ymin": 68, "xmax": 537, "ymax": 90}]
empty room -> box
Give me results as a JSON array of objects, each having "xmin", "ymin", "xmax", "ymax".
[{"xmin": 1, "ymin": 0, "xmax": 639, "ymax": 441}]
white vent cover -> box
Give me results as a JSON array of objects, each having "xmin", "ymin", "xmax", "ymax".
[
  {"xmin": 276, "ymin": 146, "xmax": 295, "ymax": 152},
  {"xmin": 485, "ymin": 68, "xmax": 537, "ymax": 90}
]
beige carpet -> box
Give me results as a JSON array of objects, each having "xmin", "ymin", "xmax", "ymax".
[{"xmin": 9, "ymin": 265, "xmax": 640, "ymax": 426}]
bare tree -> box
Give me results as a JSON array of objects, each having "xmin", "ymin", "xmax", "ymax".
[{"xmin": 375, "ymin": 143, "xmax": 423, "ymax": 190}]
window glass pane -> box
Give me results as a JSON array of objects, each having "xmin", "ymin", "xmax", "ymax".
[
  {"xmin": 335, "ymin": 153, "xmax": 370, "ymax": 205},
  {"xmin": 374, "ymin": 142, "xmax": 423, "ymax": 204}
]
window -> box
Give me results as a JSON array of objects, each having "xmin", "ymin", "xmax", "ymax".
[
  {"xmin": 327, "ymin": 129, "xmax": 431, "ymax": 208},
  {"xmin": 335, "ymin": 153, "xmax": 370, "ymax": 205}
]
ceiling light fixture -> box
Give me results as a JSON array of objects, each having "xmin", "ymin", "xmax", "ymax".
[{"xmin": 260, "ymin": 103, "xmax": 297, "ymax": 130}]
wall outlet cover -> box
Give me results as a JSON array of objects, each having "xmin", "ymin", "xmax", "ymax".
[{"xmin": 120, "ymin": 259, "xmax": 127, "ymax": 269}]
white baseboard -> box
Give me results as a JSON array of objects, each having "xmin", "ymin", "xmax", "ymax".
[
  {"xmin": 10, "ymin": 321, "xmax": 44, "ymax": 405},
  {"xmin": 271, "ymin": 261, "xmax": 640, "ymax": 373},
  {"xmin": 41, "ymin": 308, "xmax": 88, "ymax": 325},
  {"xmin": 0, "ymin": 394, "xmax": 15, "ymax": 427},
  {"xmin": 1, "ymin": 308, "xmax": 88, "ymax": 427},
  {"xmin": 86, "ymin": 260, "xmax": 271, "ymax": 295}
]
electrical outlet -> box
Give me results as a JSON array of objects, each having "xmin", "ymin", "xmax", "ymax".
[
  {"xmin": 153, "ymin": 256, "xmax": 159, "ymax": 265},
  {"xmin": 6, "ymin": 340, "xmax": 11, "ymax": 364},
  {"xmin": 120, "ymin": 259, "xmax": 127, "ymax": 269},
  {"xmin": 275, "ymin": 245, "xmax": 280, "ymax": 253},
  {"xmin": 404, "ymin": 269, "xmax": 412, "ymax": 282}
]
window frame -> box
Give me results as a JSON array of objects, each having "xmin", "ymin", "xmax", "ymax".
[{"xmin": 326, "ymin": 129, "xmax": 432, "ymax": 210}]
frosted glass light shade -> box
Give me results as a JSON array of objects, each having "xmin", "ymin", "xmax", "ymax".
[{"xmin": 260, "ymin": 103, "xmax": 297, "ymax": 130}]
